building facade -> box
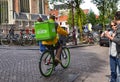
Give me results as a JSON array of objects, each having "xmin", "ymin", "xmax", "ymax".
[
  {"xmin": 0, "ymin": 0, "xmax": 49, "ymax": 32},
  {"xmin": 0, "ymin": 0, "xmax": 8, "ymax": 25}
]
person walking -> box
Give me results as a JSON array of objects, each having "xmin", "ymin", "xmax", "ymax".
[
  {"xmin": 105, "ymin": 11, "xmax": 120, "ymax": 82},
  {"xmin": 9, "ymin": 26, "xmax": 15, "ymax": 39},
  {"xmin": 105, "ymin": 20, "xmax": 117, "ymax": 82}
]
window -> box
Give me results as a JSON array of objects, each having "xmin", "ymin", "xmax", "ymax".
[
  {"xmin": 39, "ymin": 0, "xmax": 43, "ymax": 14},
  {"xmin": 0, "ymin": 0, "xmax": 8, "ymax": 24},
  {"xmin": 20, "ymin": 0, "xmax": 30, "ymax": 12}
]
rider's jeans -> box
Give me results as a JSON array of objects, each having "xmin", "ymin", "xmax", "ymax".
[{"xmin": 39, "ymin": 41, "xmax": 46, "ymax": 53}]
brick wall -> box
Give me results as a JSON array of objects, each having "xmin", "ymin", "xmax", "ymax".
[
  {"xmin": 13, "ymin": 0, "xmax": 20, "ymax": 13},
  {"xmin": 30, "ymin": 0, "xmax": 38, "ymax": 13},
  {"xmin": 44, "ymin": 1, "xmax": 49, "ymax": 15}
]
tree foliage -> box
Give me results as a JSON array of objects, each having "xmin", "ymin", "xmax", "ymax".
[
  {"xmin": 92, "ymin": 0, "xmax": 119, "ymax": 30},
  {"xmin": 67, "ymin": 0, "xmax": 86, "ymax": 42},
  {"xmin": 67, "ymin": 10, "xmax": 73, "ymax": 29},
  {"xmin": 87, "ymin": 10, "xmax": 97, "ymax": 26}
]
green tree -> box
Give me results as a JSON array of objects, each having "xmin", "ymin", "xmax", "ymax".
[
  {"xmin": 92, "ymin": 0, "xmax": 118, "ymax": 30},
  {"xmin": 67, "ymin": 0, "xmax": 86, "ymax": 42},
  {"xmin": 67, "ymin": 10, "xmax": 73, "ymax": 30},
  {"xmin": 87, "ymin": 10, "xmax": 97, "ymax": 26},
  {"xmin": 74, "ymin": 8, "xmax": 86, "ymax": 42},
  {"xmin": 74, "ymin": 0, "xmax": 86, "ymax": 42}
]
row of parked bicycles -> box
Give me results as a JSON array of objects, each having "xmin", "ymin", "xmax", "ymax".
[
  {"xmin": 0, "ymin": 30, "xmax": 100, "ymax": 46},
  {"xmin": 81, "ymin": 31, "xmax": 100, "ymax": 44},
  {"xmin": 0, "ymin": 33, "xmax": 37, "ymax": 46}
]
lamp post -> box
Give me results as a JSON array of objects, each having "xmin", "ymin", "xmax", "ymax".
[{"xmin": 69, "ymin": 0, "xmax": 77, "ymax": 45}]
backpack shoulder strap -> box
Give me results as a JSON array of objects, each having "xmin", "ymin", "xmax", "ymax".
[{"xmin": 54, "ymin": 22, "xmax": 58, "ymax": 28}]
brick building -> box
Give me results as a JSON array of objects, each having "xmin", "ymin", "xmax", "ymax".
[{"xmin": 0, "ymin": 0, "xmax": 49, "ymax": 33}]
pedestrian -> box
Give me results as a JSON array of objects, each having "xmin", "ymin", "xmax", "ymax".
[
  {"xmin": 105, "ymin": 11, "xmax": 120, "ymax": 82},
  {"xmin": 105, "ymin": 20, "xmax": 117, "ymax": 82},
  {"xmin": 31, "ymin": 28, "xmax": 35, "ymax": 38},
  {"xmin": 9, "ymin": 26, "xmax": 15, "ymax": 39},
  {"xmin": 25, "ymin": 28, "xmax": 29, "ymax": 34},
  {"xmin": 31, "ymin": 28, "xmax": 35, "ymax": 35}
]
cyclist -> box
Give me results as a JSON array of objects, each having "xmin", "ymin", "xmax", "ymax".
[{"xmin": 42, "ymin": 15, "xmax": 68, "ymax": 63}]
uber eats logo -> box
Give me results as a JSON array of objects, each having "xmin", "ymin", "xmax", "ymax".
[
  {"xmin": 37, "ymin": 29, "xmax": 47, "ymax": 34},
  {"xmin": 37, "ymin": 28, "xmax": 55, "ymax": 34}
]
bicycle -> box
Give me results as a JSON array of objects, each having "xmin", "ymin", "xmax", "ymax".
[
  {"xmin": 19, "ymin": 34, "xmax": 33, "ymax": 46},
  {"xmin": 1, "ymin": 33, "xmax": 33, "ymax": 46},
  {"xmin": 39, "ymin": 44, "xmax": 70, "ymax": 77},
  {"xmin": 1, "ymin": 33, "xmax": 19, "ymax": 46},
  {"xmin": 19, "ymin": 29, "xmax": 33, "ymax": 46}
]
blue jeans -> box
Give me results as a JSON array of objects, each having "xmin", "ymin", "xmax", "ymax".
[
  {"xmin": 39, "ymin": 42, "xmax": 46, "ymax": 53},
  {"xmin": 110, "ymin": 55, "xmax": 120, "ymax": 82}
]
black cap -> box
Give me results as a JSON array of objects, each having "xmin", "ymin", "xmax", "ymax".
[{"xmin": 49, "ymin": 15, "xmax": 56, "ymax": 21}]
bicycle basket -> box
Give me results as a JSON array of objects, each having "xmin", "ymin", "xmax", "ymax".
[{"xmin": 34, "ymin": 22, "xmax": 56, "ymax": 41}]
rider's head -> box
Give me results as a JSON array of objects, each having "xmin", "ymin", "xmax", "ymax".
[{"xmin": 49, "ymin": 15, "xmax": 56, "ymax": 21}]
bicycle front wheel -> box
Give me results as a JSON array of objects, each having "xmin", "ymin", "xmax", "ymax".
[
  {"xmin": 39, "ymin": 51, "xmax": 54, "ymax": 77},
  {"xmin": 60, "ymin": 47, "xmax": 70, "ymax": 68}
]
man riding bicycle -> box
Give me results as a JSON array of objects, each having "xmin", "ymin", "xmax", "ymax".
[{"xmin": 42, "ymin": 15, "xmax": 68, "ymax": 63}]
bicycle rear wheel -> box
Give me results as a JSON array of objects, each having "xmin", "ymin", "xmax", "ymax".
[
  {"xmin": 60, "ymin": 47, "xmax": 70, "ymax": 68},
  {"xmin": 39, "ymin": 51, "xmax": 54, "ymax": 77},
  {"xmin": 1, "ymin": 38, "xmax": 10, "ymax": 45}
]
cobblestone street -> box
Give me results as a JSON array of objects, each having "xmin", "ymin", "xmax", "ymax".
[{"xmin": 0, "ymin": 45, "xmax": 109, "ymax": 82}]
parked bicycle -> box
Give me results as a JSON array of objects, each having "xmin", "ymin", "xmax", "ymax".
[
  {"xmin": 82, "ymin": 31, "xmax": 99, "ymax": 44},
  {"xmin": 1, "ymin": 33, "xmax": 19, "ymax": 46},
  {"xmin": 19, "ymin": 29, "xmax": 37, "ymax": 46},
  {"xmin": 1, "ymin": 29, "xmax": 33, "ymax": 46},
  {"xmin": 39, "ymin": 44, "xmax": 70, "ymax": 77},
  {"xmin": 19, "ymin": 31, "xmax": 33, "ymax": 46}
]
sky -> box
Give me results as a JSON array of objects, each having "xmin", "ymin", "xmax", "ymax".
[
  {"xmin": 80, "ymin": 0, "xmax": 99, "ymax": 15},
  {"xmin": 48, "ymin": 0, "xmax": 99, "ymax": 15}
]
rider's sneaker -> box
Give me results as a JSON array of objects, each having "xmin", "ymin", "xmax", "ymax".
[
  {"xmin": 55, "ymin": 57, "xmax": 62, "ymax": 64},
  {"xmin": 39, "ymin": 51, "xmax": 43, "ymax": 54},
  {"xmin": 39, "ymin": 51, "xmax": 44, "ymax": 54}
]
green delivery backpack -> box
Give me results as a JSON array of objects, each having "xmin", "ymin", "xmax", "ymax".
[{"xmin": 34, "ymin": 21, "xmax": 57, "ymax": 41}]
